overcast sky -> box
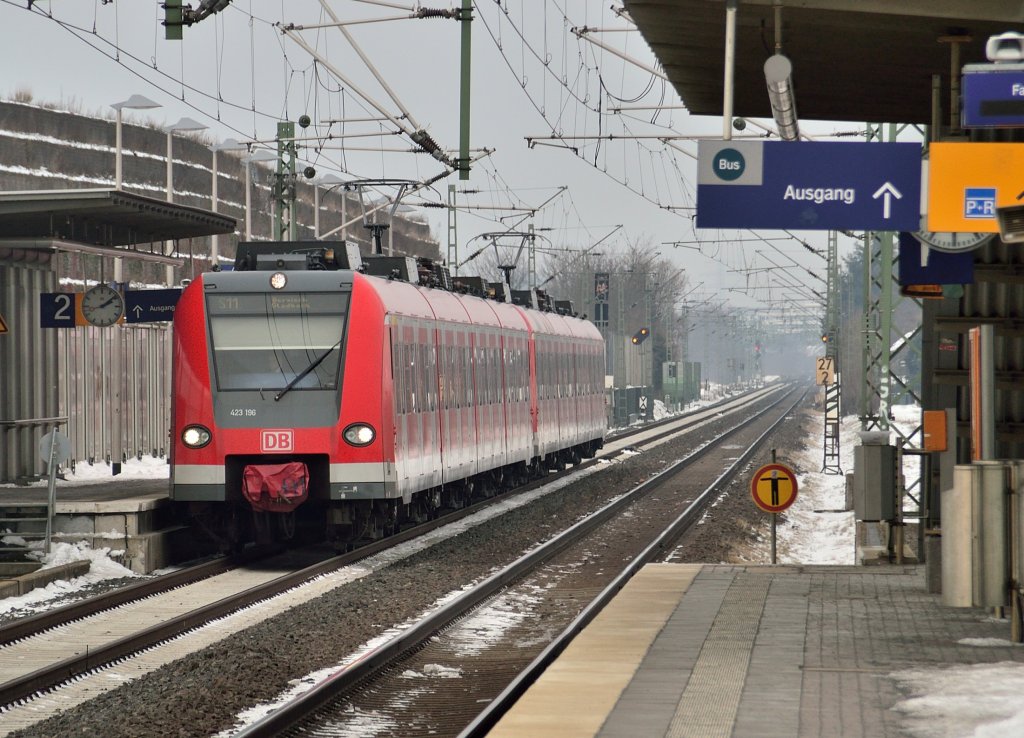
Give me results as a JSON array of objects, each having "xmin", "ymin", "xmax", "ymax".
[{"xmin": 0, "ymin": 0, "xmax": 860, "ymax": 314}]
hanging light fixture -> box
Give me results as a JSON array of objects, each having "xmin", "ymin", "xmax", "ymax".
[{"xmin": 764, "ymin": 54, "xmax": 799, "ymax": 141}]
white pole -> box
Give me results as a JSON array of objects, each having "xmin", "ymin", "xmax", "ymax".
[
  {"xmin": 245, "ymin": 161, "xmax": 253, "ymax": 241},
  {"xmin": 211, "ymin": 150, "xmax": 219, "ymax": 268},
  {"xmin": 115, "ymin": 109, "xmax": 124, "ymax": 189},
  {"xmin": 114, "ymin": 109, "xmax": 124, "ymax": 283},
  {"xmin": 314, "ymin": 184, "xmax": 321, "ymax": 239},
  {"xmin": 166, "ymin": 131, "xmax": 175, "ymax": 286},
  {"xmin": 723, "ymin": 0, "xmax": 738, "ymax": 141}
]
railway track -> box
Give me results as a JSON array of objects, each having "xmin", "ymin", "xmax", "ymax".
[
  {"xmin": 230, "ymin": 384, "xmax": 805, "ymax": 737},
  {"xmin": 0, "ymin": 383, "xmax": 790, "ymax": 736}
]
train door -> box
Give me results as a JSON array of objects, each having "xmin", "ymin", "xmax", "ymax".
[
  {"xmin": 506, "ymin": 334, "xmax": 530, "ymax": 464},
  {"xmin": 537, "ymin": 337, "xmax": 557, "ymax": 458},
  {"xmin": 569, "ymin": 339, "xmax": 582, "ymax": 446},
  {"xmin": 459, "ymin": 327, "xmax": 477, "ymax": 477},
  {"xmin": 439, "ymin": 325, "xmax": 468, "ymax": 485},
  {"xmin": 421, "ymin": 323, "xmax": 442, "ymax": 490},
  {"xmin": 526, "ymin": 328, "xmax": 539, "ymax": 458},
  {"xmin": 392, "ymin": 320, "xmax": 415, "ymax": 500}
]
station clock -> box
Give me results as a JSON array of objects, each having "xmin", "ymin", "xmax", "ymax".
[
  {"xmin": 912, "ymin": 215, "xmax": 994, "ymax": 254},
  {"xmin": 81, "ymin": 283, "xmax": 125, "ymax": 327}
]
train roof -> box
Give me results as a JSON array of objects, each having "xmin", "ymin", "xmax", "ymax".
[{"xmin": 229, "ymin": 240, "xmax": 598, "ymax": 341}]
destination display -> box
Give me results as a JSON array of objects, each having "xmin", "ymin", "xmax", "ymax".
[{"xmin": 962, "ymin": 63, "xmax": 1024, "ymax": 128}]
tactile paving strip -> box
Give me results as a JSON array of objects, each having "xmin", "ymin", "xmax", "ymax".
[{"xmin": 665, "ymin": 572, "xmax": 769, "ymax": 738}]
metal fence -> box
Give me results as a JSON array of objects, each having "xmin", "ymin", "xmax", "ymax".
[
  {"xmin": 1, "ymin": 257, "xmax": 171, "ymax": 483},
  {"xmin": 59, "ymin": 323, "xmax": 171, "ymax": 470},
  {"xmin": 0, "ymin": 260, "xmax": 60, "ymax": 483}
]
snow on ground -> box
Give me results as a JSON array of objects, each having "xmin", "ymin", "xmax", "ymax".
[
  {"xmin": 891, "ymin": 662, "xmax": 1024, "ymax": 738},
  {"xmin": 777, "ymin": 412, "xmax": 858, "ymax": 565},
  {"xmin": 777, "ymin": 403, "xmax": 923, "ymax": 566},
  {"xmin": 0, "ymin": 454, "xmax": 169, "ymax": 490},
  {"xmin": 0, "ymin": 540, "xmax": 138, "ymax": 616},
  {"xmin": 0, "ymin": 457, "xmax": 165, "ymax": 616}
]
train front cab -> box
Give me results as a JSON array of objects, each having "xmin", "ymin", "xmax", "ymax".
[{"xmin": 171, "ymin": 268, "xmax": 394, "ymax": 544}]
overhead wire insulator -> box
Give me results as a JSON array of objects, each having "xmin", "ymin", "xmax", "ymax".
[
  {"xmin": 416, "ymin": 8, "xmax": 457, "ymax": 19},
  {"xmin": 411, "ymin": 129, "xmax": 454, "ymax": 166}
]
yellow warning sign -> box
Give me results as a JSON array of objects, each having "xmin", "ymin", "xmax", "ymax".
[
  {"xmin": 750, "ymin": 463, "xmax": 798, "ymax": 513},
  {"xmin": 0, "ymin": 311, "xmax": 8, "ymax": 335}
]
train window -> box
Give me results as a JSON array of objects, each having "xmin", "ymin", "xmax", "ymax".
[
  {"xmin": 393, "ymin": 341, "xmax": 403, "ymax": 415},
  {"xmin": 521, "ymin": 345, "xmax": 526, "ymax": 401},
  {"xmin": 427, "ymin": 342, "xmax": 437, "ymax": 412},
  {"xmin": 482, "ymin": 341, "xmax": 491, "ymax": 405},
  {"xmin": 475, "ymin": 343, "xmax": 485, "ymax": 405},
  {"xmin": 206, "ymin": 292, "xmax": 348, "ymax": 392},
  {"xmin": 464, "ymin": 344, "xmax": 472, "ymax": 407}
]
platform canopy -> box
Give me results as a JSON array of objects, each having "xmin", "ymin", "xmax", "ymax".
[
  {"xmin": 0, "ymin": 188, "xmax": 236, "ymax": 248},
  {"xmin": 623, "ymin": 0, "xmax": 1024, "ymax": 125}
]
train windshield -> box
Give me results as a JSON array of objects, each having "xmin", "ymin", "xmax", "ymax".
[{"xmin": 205, "ymin": 292, "xmax": 349, "ymax": 392}]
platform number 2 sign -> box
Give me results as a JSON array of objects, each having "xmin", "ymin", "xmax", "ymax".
[{"xmin": 816, "ymin": 356, "xmax": 835, "ymax": 386}]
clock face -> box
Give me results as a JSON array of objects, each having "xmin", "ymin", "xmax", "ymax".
[
  {"xmin": 913, "ymin": 216, "xmax": 994, "ymax": 253},
  {"xmin": 81, "ymin": 284, "xmax": 125, "ymax": 327}
]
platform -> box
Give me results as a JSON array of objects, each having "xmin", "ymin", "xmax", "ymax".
[
  {"xmin": 488, "ymin": 563, "xmax": 1024, "ymax": 737},
  {"xmin": 0, "ymin": 479, "xmax": 182, "ymax": 575}
]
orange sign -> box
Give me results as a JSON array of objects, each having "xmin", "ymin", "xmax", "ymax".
[
  {"xmin": 0, "ymin": 311, "xmax": 7, "ymax": 335},
  {"xmin": 927, "ymin": 142, "xmax": 1024, "ymax": 233},
  {"xmin": 750, "ymin": 463, "xmax": 798, "ymax": 513}
]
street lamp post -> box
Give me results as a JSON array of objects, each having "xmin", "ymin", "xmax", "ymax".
[
  {"xmin": 112, "ymin": 94, "xmax": 161, "ymax": 190},
  {"xmin": 244, "ymin": 150, "xmax": 277, "ymax": 241},
  {"xmin": 110, "ymin": 95, "xmax": 160, "ymax": 282},
  {"xmin": 164, "ymin": 117, "xmax": 208, "ymax": 285},
  {"xmin": 210, "ymin": 139, "xmax": 247, "ymax": 269}
]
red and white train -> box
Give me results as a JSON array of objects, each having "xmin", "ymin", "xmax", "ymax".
[{"xmin": 170, "ymin": 243, "xmax": 606, "ymax": 546}]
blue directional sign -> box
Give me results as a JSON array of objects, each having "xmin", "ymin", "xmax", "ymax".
[
  {"xmin": 697, "ymin": 140, "xmax": 921, "ymax": 231},
  {"xmin": 898, "ymin": 233, "xmax": 973, "ymax": 286},
  {"xmin": 962, "ymin": 64, "xmax": 1024, "ymax": 128},
  {"xmin": 125, "ymin": 288, "xmax": 182, "ymax": 323}
]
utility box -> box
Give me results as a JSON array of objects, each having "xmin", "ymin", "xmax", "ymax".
[
  {"xmin": 922, "ymin": 410, "xmax": 948, "ymax": 452},
  {"xmin": 853, "ymin": 431, "xmax": 896, "ymax": 521}
]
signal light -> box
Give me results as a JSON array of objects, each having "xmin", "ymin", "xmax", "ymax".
[
  {"xmin": 821, "ymin": 333, "xmax": 829, "ymax": 343},
  {"xmin": 631, "ymin": 327, "xmax": 650, "ymax": 345}
]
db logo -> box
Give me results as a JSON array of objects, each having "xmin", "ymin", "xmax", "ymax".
[{"xmin": 261, "ymin": 429, "xmax": 294, "ymax": 453}]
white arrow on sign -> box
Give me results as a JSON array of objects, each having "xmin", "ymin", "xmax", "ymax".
[
  {"xmin": 872, "ymin": 181, "xmax": 903, "ymax": 219},
  {"xmin": 133, "ymin": 305, "xmax": 144, "ymax": 318}
]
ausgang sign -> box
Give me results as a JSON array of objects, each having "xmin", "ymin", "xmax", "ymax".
[{"xmin": 697, "ymin": 140, "xmax": 921, "ymax": 231}]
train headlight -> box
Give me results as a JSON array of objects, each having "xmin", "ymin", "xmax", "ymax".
[
  {"xmin": 343, "ymin": 423, "xmax": 375, "ymax": 446},
  {"xmin": 270, "ymin": 272, "xmax": 287, "ymax": 290},
  {"xmin": 182, "ymin": 425, "xmax": 212, "ymax": 449}
]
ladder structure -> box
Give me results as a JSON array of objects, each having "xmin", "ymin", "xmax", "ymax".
[
  {"xmin": 447, "ymin": 183, "xmax": 458, "ymax": 274},
  {"xmin": 822, "ymin": 230, "xmax": 843, "ymax": 474}
]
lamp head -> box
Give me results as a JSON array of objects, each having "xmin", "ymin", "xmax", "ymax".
[
  {"xmin": 987, "ymin": 32, "xmax": 1024, "ymax": 62},
  {"xmin": 997, "ymin": 203, "xmax": 1024, "ymax": 242},
  {"xmin": 165, "ymin": 116, "xmax": 208, "ymax": 133},
  {"xmin": 112, "ymin": 94, "xmax": 161, "ymax": 111}
]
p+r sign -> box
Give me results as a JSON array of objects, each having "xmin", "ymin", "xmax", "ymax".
[{"xmin": 696, "ymin": 140, "xmax": 921, "ymax": 231}]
